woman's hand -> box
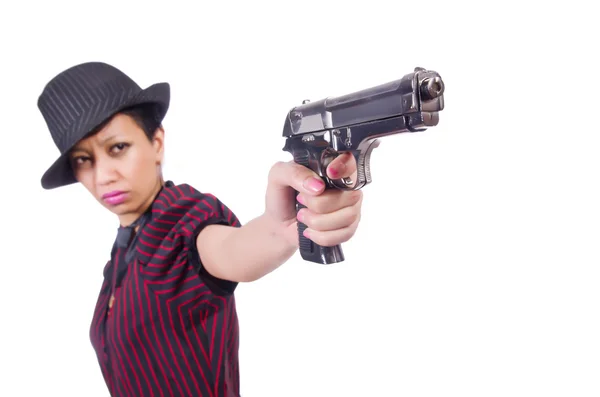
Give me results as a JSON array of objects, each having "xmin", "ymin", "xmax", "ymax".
[{"xmin": 265, "ymin": 152, "xmax": 363, "ymax": 248}]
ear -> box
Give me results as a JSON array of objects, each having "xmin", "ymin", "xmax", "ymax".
[{"xmin": 152, "ymin": 126, "xmax": 165, "ymax": 164}]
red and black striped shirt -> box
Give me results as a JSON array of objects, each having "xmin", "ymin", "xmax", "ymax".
[{"xmin": 89, "ymin": 181, "xmax": 242, "ymax": 397}]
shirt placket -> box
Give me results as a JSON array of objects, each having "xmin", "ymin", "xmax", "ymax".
[{"xmin": 103, "ymin": 224, "xmax": 136, "ymax": 396}]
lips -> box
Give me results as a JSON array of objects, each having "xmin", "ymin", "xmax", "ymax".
[
  {"xmin": 102, "ymin": 190, "xmax": 125, "ymax": 199},
  {"xmin": 101, "ymin": 190, "xmax": 128, "ymax": 206}
]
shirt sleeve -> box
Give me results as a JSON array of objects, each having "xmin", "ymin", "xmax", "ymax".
[
  {"xmin": 187, "ymin": 192, "xmax": 242, "ymax": 295},
  {"xmin": 157, "ymin": 183, "xmax": 242, "ymax": 295}
]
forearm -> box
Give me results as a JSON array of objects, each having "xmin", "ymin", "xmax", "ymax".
[{"xmin": 197, "ymin": 213, "xmax": 298, "ymax": 283}]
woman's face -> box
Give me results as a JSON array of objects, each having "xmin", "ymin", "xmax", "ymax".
[{"xmin": 69, "ymin": 113, "xmax": 165, "ymax": 226}]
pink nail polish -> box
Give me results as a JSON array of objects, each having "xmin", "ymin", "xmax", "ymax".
[
  {"xmin": 296, "ymin": 194, "xmax": 305, "ymax": 205},
  {"xmin": 307, "ymin": 177, "xmax": 324, "ymax": 192},
  {"xmin": 329, "ymin": 168, "xmax": 339, "ymax": 178}
]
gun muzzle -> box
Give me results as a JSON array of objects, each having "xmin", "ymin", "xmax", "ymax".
[{"xmin": 420, "ymin": 76, "xmax": 444, "ymax": 100}]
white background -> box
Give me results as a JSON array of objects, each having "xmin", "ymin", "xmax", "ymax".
[{"xmin": 1, "ymin": 1, "xmax": 599, "ymax": 396}]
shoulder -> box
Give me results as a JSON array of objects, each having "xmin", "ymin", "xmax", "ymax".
[
  {"xmin": 136, "ymin": 181, "xmax": 241, "ymax": 295},
  {"xmin": 152, "ymin": 182, "xmax": 241, "ymax": 230},
  {"xmin": 135, "ymin": 181, "xmax": 240, "ymax": 261}
]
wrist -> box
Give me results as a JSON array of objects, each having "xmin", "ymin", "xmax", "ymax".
[{"xmin": 261, "ymin": 211, "xmax": 298, "ymax": 251}]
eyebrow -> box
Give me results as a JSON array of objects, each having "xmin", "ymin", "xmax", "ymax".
[
  {"xmin": 71, "ymin": 134, "xmax": 121, "ymax": 155},
  {"xmin": 98, "ymin": 134, "xmax": 119, "ymax": 145}
]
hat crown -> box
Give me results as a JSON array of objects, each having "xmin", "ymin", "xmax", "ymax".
[{"xmin": 38, "ymin": 62, "xmax": 141, "ymax": 151}]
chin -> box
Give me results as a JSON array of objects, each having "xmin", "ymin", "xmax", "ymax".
[
  {"xmin": 101, "ymin": 199, "xmax": 133, "ymax": 215},
  {"xmin": 109, "ymin": 205, "xmax": 131, "ymax": 215}
]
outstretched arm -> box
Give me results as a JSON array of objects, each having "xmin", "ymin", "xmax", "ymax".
[{"xmin": 196, "ymin": 153, "xmax": 362, "ymax": 283}]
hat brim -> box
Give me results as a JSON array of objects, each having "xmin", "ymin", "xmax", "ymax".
[{"xmin": 40, "ymin": 82, "xmax": 170, "ymax": 190}]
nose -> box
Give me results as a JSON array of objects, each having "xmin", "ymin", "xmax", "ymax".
[{"xmin": 94, "ymin": 156, "xmax": 118, "ymax": 187}]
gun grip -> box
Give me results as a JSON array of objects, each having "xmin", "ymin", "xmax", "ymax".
[
  {"xmin": 293, "ymin": 150, "xmax": 345, "ymax": 264},
  {"xmin": 295, "ymin": 197, "xmax": 345, "ymax": 264}
]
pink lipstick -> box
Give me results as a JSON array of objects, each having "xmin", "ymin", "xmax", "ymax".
[{"xmin": 102, "ymin": 190, "xmax": 128, "ymax": 206}]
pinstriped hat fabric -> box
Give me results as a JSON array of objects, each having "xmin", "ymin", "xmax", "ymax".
[{"xmin": 38, "ymin": 62, "xmax": 170, "ymax": 190}]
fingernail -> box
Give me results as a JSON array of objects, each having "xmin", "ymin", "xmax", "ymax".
[
  {"xmin": 329, "ymin": 163, "xmax": 346, "ymax": 178},
  {"xmin": 296, "ymin": 194, "xmax": 305, "ymax": 205},
  {"xmin": 305, "ymin": 177, "xmax": 324, "ymax": 192},
  {"xmin": 297, "ymin": 209, "xmax": 305, "ymax": 222},
  {"xmin": 303, "ymin": 229, "xmax": 310, "ymax": 238}
]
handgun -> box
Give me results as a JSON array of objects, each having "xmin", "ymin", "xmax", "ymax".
[{"xmin": 282, "ymin": 66, "xmax": 446, "ymax": 265}]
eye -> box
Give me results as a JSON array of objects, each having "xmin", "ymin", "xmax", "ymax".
[
  {"xmin": 110, "ymin": 142, "xmax": 130, "ymax": 154},
  {"xmin": 72, "ymin": 156, "xmax": 91, "ymax": 168}
]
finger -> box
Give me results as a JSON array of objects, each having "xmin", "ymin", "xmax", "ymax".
[
  {"xmin": 303, "ymin": 212, "xmax": 361, "ymax": 247},
  {"xmin": 326, "ymin": 152, "xmax": 358, "ymax": 180},
  {"xmin": 297, "ymin": 201, "xmax": 361, "ymax": 232},
  {"xmin": 297, "ymin": 189, "xmax": 362, "ymax": 214},
  {"xmin": 268, "ymin": 161, "xmax": 326, "ymax": 196}
]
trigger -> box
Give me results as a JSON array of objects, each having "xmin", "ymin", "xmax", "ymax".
[
  {"xmin": 360, "ymin": 139, "xmax": 380, "ymax": 186},
  {"xmin": 341, "ymin": 177, "xmax": 354, "ymax": 186}
]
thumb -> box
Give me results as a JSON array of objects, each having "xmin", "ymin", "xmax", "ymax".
[{"xmin": 268, "ymin": 161, "xmax": 326, "ymax": 196}]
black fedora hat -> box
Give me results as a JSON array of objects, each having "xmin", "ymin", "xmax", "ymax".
[{"xmin": 38, "ymin": 61, "xmax": 170, "ymax": 190}]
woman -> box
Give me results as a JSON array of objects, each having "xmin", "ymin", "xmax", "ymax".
[{"xmin": 37, "ymin": 62, "xmax": 364, "ymax": 396}]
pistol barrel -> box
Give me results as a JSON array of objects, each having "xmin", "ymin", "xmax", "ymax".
[{"xmin": 420, "ymin": 76, "xmax": 444, "ymax": 100}]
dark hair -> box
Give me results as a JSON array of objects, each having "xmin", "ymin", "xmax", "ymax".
[
  {"xmin": 119, "ymin": 104, "xmax": 163, "ymax": 140},
  {"xmin": 69, "ymin": 104, "xmax": 162, "ymax": 159}
]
